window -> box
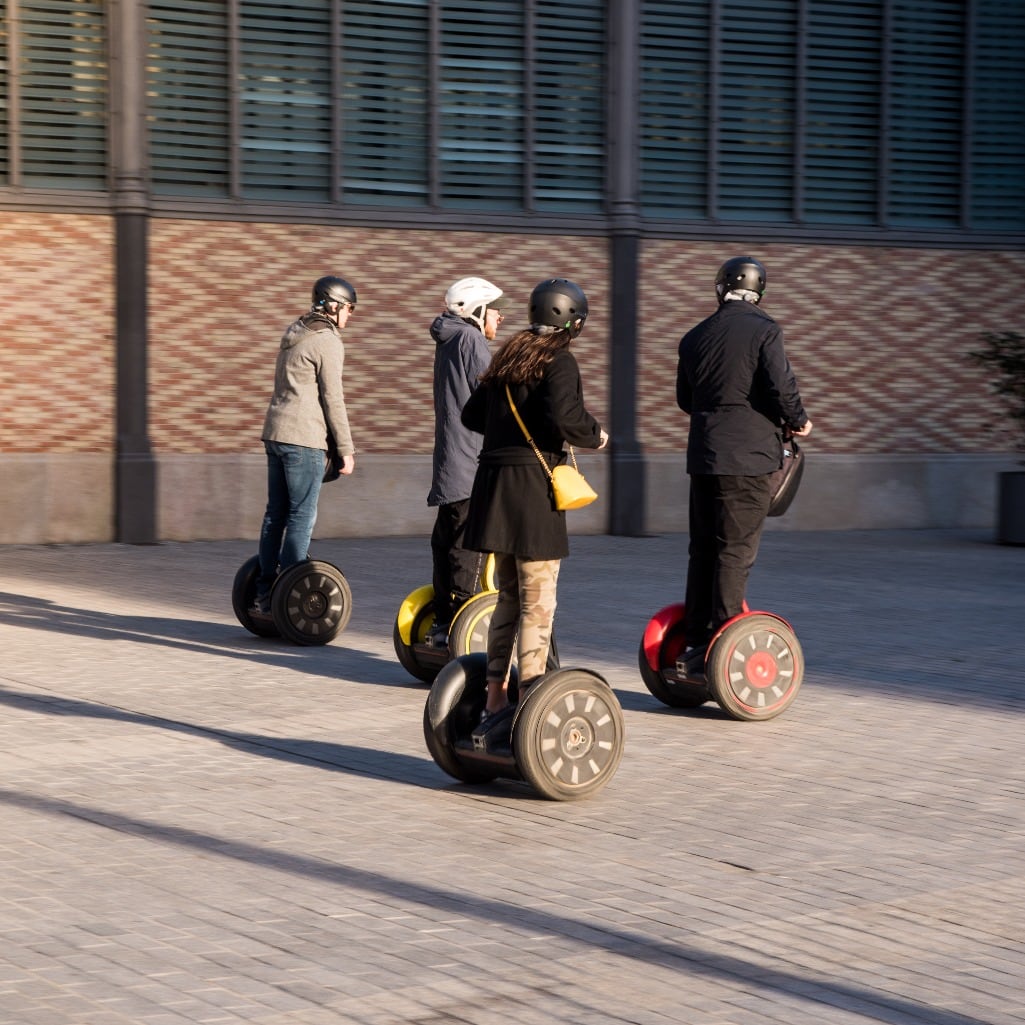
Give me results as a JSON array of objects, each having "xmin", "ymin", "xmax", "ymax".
[
  {"xmin": 342, "ymin": 0, "xmax": 430, "ymax": 207},
  {"xmin": 239, "ymin": 0, "xmax": 333, "ymax": 201},
  {"xmin": 804, "ymin": 1, "xmax": 882, "ymax": 225},
  {"xmin": 970, "ymin": 5, "xmax": 1025, "ymax": 228},
  {"xmin": 148, "ymin": 1, "xmax": 230, "ymax": 196},
  {"xmin": 2, "ymin": 0, "xmax": 107, "ymax": 189},
  {"xmin": 534, "ymin": 0, "xmax": 605, "ymax": 213},
  {"xmin": 439, "ymin": 1, "xmax": 525, "ymax": 210},
  {"xmin": 717, "ymin": 1, "xmax": 798, "ymax": 221},
  {"xmin": 886, "ymin": 1, "xmax": 963, "ymax": 226},
  {"xmin": 639, "ymin": 1, "xmax": 709, "ymax": 217}
]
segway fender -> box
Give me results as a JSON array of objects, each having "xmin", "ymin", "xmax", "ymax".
[
  {"xmin": 708, "ymin": 608, "xmax": 793, "ymax": 646},
  {"xmin": 396, "ymin": 585, "xmax": 435, "ymax": 646},
  {"xmin": 425, "ymin": 653, "xmax": 488, "ymax": 731},
  {"xmin": 640, "ymin": 604, "xmax": 686, "ymax": 672}
]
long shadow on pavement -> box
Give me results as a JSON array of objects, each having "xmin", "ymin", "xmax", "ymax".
[{"xmin": 0, "ymin": 780, "xmax": 1000, "ymax": 1025}]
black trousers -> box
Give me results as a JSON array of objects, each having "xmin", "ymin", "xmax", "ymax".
[
  {"xmin": 684, "ymin": 473, "xmax": 772, "ymax": 647},
  {"xmin": 430, "ymin": 499, "xmax": 483, "ymax": 624}
]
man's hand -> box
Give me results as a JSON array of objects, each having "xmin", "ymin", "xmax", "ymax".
[
  {"xmin": 598, "ymin": 428, "xmax": 610, "ymax": 450},
  {"xmin": 340, "ymin": 453, "xmax": 356, "ymax": 475},
  {"xmin": 793, "ymin": 420, "xmax": 813, "ymax": 437}
]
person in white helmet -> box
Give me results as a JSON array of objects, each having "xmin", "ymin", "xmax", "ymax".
[{"xmin": 425, "ymin": 276, "xmax": 513, "ymax": 646}]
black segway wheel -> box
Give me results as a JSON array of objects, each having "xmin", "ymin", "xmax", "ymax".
[
  {"xmin": 637, "ymin": 604, "xmax": 709, "ymax": 708},
  {"xmin": 512, "ymin": 669, "xmax": 625, "ymax": 801},
  {"xmin": 271, "ymin": 560, "xmax": 352, "ymax": 646},
  {"xmin": 231, "ymin": 555, "xmax": 280, "ymax": 638},
  {"xmin": 423, "ymin": 654, "xmax": 503, "ymax": 784},
  {"xmin": 705, "ymin": 612, "xmax": 804, "ymax": 722},
  {"xmin": 393, "ymin": 586, "xmax": 441, "ymax": 683}
]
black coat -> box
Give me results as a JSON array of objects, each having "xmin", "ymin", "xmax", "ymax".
[
  {"xmin": 461, "ymin": 348, "xmax": 602, "ymax": 560},
  {"xmin": 676, "ymin": 300, "xmax": 808, "ymax": 475}
]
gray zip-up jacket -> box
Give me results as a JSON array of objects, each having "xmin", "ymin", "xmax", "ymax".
[{"xmin": 261, "ymin": 312, "xmax": 354, "ymax": 456}]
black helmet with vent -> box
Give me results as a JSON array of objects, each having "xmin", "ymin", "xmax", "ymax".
[
  {"xmin": 714, "ymin": 257, "xmax": 766, "ymax": 303},
  {"xmin": 529, "ymin": 278, "xmax": 588, "ymax": 337},
  {"xmin": 312, "ymin": 275, "xmax": 357, "ymax": 309}
]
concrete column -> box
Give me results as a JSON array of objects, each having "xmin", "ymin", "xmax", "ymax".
[
  {"xmin": 605, "ymin": 0, "xmax": 646, "ymax": 535},
  {"xmin": 109, "ymin": 0, "xmax": 157, "ymax": 543}
]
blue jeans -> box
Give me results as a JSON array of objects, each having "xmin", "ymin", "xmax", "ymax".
[{"xmin": 257, "ymin": 441, "xmax": 325, "ymax": 600}]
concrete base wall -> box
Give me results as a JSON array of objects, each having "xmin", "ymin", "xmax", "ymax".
[
  {"xmin": 0, "ymin": 452, "xmax": 1016, "ymax": 545},
  {"xmin": 0, "ymin": 454, "xmax": 115, "ymax": 544},
  {"xmin": 645, "ymin": 453, "xmax": 1012, "ymax": 534}
]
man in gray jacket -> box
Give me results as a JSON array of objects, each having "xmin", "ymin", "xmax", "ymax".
[
  {"xmin": 425, "ymin": 276, "xmax": 511, "ymax": 645},
  {"xmin": 252, "ymin": 275, "xmax": 357, "ymax": 615}
]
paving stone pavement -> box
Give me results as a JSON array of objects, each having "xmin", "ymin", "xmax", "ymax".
[{"xmin": 0, "ymin": 528, "xmax": 1023, "ymax": 1025}]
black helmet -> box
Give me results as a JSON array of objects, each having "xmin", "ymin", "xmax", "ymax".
[
  {"xmin": 529, "ymin": 278, "xmax": 588, "ymax": 337},
  {"xmin": 715, "ymin": 257, "xmax": 766, "ymax": 303},
  {"xmin": 312, "ymin": 275, "xmax": 357, "ymax": 309}
]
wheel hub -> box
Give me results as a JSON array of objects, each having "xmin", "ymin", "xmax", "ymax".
[{"xmin": 559, "ymin": 716, "xmax": 593, "ymax": 759}]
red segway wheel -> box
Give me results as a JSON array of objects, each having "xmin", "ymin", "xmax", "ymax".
[{"xmin": 705, "ymin": 611, "xmax": 804, "ymax": 722}]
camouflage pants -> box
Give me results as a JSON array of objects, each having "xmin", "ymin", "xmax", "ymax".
[{"xmin": 486, "ymin": 553, "xmax": 561, "ymax": 689}]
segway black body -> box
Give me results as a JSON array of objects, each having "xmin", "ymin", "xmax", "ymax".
[
  {"xmin": 424, "ymin": 653, "xmax": 625, "ymax": 801},
  {"xmin": 232, "ymin": 554, "xmax": 353, "ymax": 646}
]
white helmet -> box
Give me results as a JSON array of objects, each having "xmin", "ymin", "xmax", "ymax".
[{"xmin": 445, "ymin": 276, "xmax": 503, "ymax": 331}]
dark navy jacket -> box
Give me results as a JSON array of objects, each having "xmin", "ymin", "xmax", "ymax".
[
  {"xmin": 676, "ymin": 300, "xmax": 808, "ymax": 475},
  {"xmin": 428, "ymin": 313, "xmax": 492, "ymax": 506}
]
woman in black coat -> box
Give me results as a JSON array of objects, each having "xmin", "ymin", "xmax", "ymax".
[{"xmin": 460, "ymin": 278, "xmax": 608, "ymax": 749}]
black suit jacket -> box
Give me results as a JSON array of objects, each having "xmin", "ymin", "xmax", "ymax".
[{"xmin": 676, "ymin": 301, "xmax": 807, "ymax": 475}]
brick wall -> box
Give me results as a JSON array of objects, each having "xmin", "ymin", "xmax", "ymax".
[
  {"xmin": 639, "ymin": 241, "xmax": 1025, "ymax": 455},
  {"xmin": 0, "ymin": 212, "xmax": 115, "ymax": 454},
  {"xmin": 148, "ymin": 221, "xmax": 611, "ymax": 456},
  {"xmin": 2, "ymin": 213, "xmax": 1019, "ymax": 464}
]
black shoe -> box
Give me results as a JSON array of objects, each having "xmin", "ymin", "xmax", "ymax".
[
  {"xmin": 249, "ymin": 597, "xmax": 272, "ymax": 618},
  {"xmin": 471, "ymin": 704, "xmax": 516, "ymax": 753},
  {"xmin": 425, "ymin": 622, "xmax": 450, "ymax": 649},
  {"xmin": 676, "ymin": 644, "xmax": 708, "ymax": 679}
]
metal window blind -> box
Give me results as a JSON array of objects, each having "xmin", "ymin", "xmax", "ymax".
[
  {"xmin": 17, "ymin": 0, "xmax": 107, "ymax": 189},
  {"xmin": 341, "ymin": 0, "xmax": 430, "ymax": 207},
  {"xmin": 970, "ymin": 5, "xmax": 1025, "ymax": 228},
  {"xmin": 718, "ymin": 1, "xmax": 797, "ymax": 221},
  {"xmin": 804, "ymin": 0, "xmax": 882, "ymax": 225},
  {"xmin": 239, "ymin": 0, "xmax": 333, "ymax": 201},
  {"xmin": 886, "ymin": 1, "xmax": 962, "ymax": 226},
  {"xmin": 147, "ymin": 1, "xmax": 230, "ymax": 196},
  {"xmin": 533, "ymin": 0, "xmax": 604, "ymax": 213},
  {"xmin": 639, "ymin": 1, "xmax": 709, "ymax": 218},
  {"xmin": 439, "ymin": 0, "xmax": 525, "ymax": 211}
]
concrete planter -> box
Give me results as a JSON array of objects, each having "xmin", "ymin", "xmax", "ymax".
[{"xmin": 997, "ymin": 470, "xmax": 1025, "ymax": 545}]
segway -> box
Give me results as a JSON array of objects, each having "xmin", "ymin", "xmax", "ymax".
[
  {"xmin": 424, "ymin": 653, "xmax": 625, "ymax": 801},
  {"xmin": 393, "ymin": 555, "xmax": 559, "ymax": 683},
  {"xmin": 638, "ymin": 603, "xmax": 804, "ymax": 721},
  {"xmin": 232, "ymin": 554, "xmax": 353, "ymax": 646}
]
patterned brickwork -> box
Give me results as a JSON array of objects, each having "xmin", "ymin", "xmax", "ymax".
[
  {"xmin": 0, "ymin": 212, "xmax": 115, "ymax": 453},
  {"xmin": 148, "ymin": 221, "xmax": 610, "ymax": 454},
  {"xmin": 640, "ymin": 241, "xmax": 1025, "ymax": 454},
  {"xmin": 1, "ymin": 212, "xmax": 1020, "ymax": 458}
]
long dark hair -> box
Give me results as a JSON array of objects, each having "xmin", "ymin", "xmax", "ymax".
[{"xmin": 479, "ymin": 327, "xmax": 575, "ymax": 386}]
